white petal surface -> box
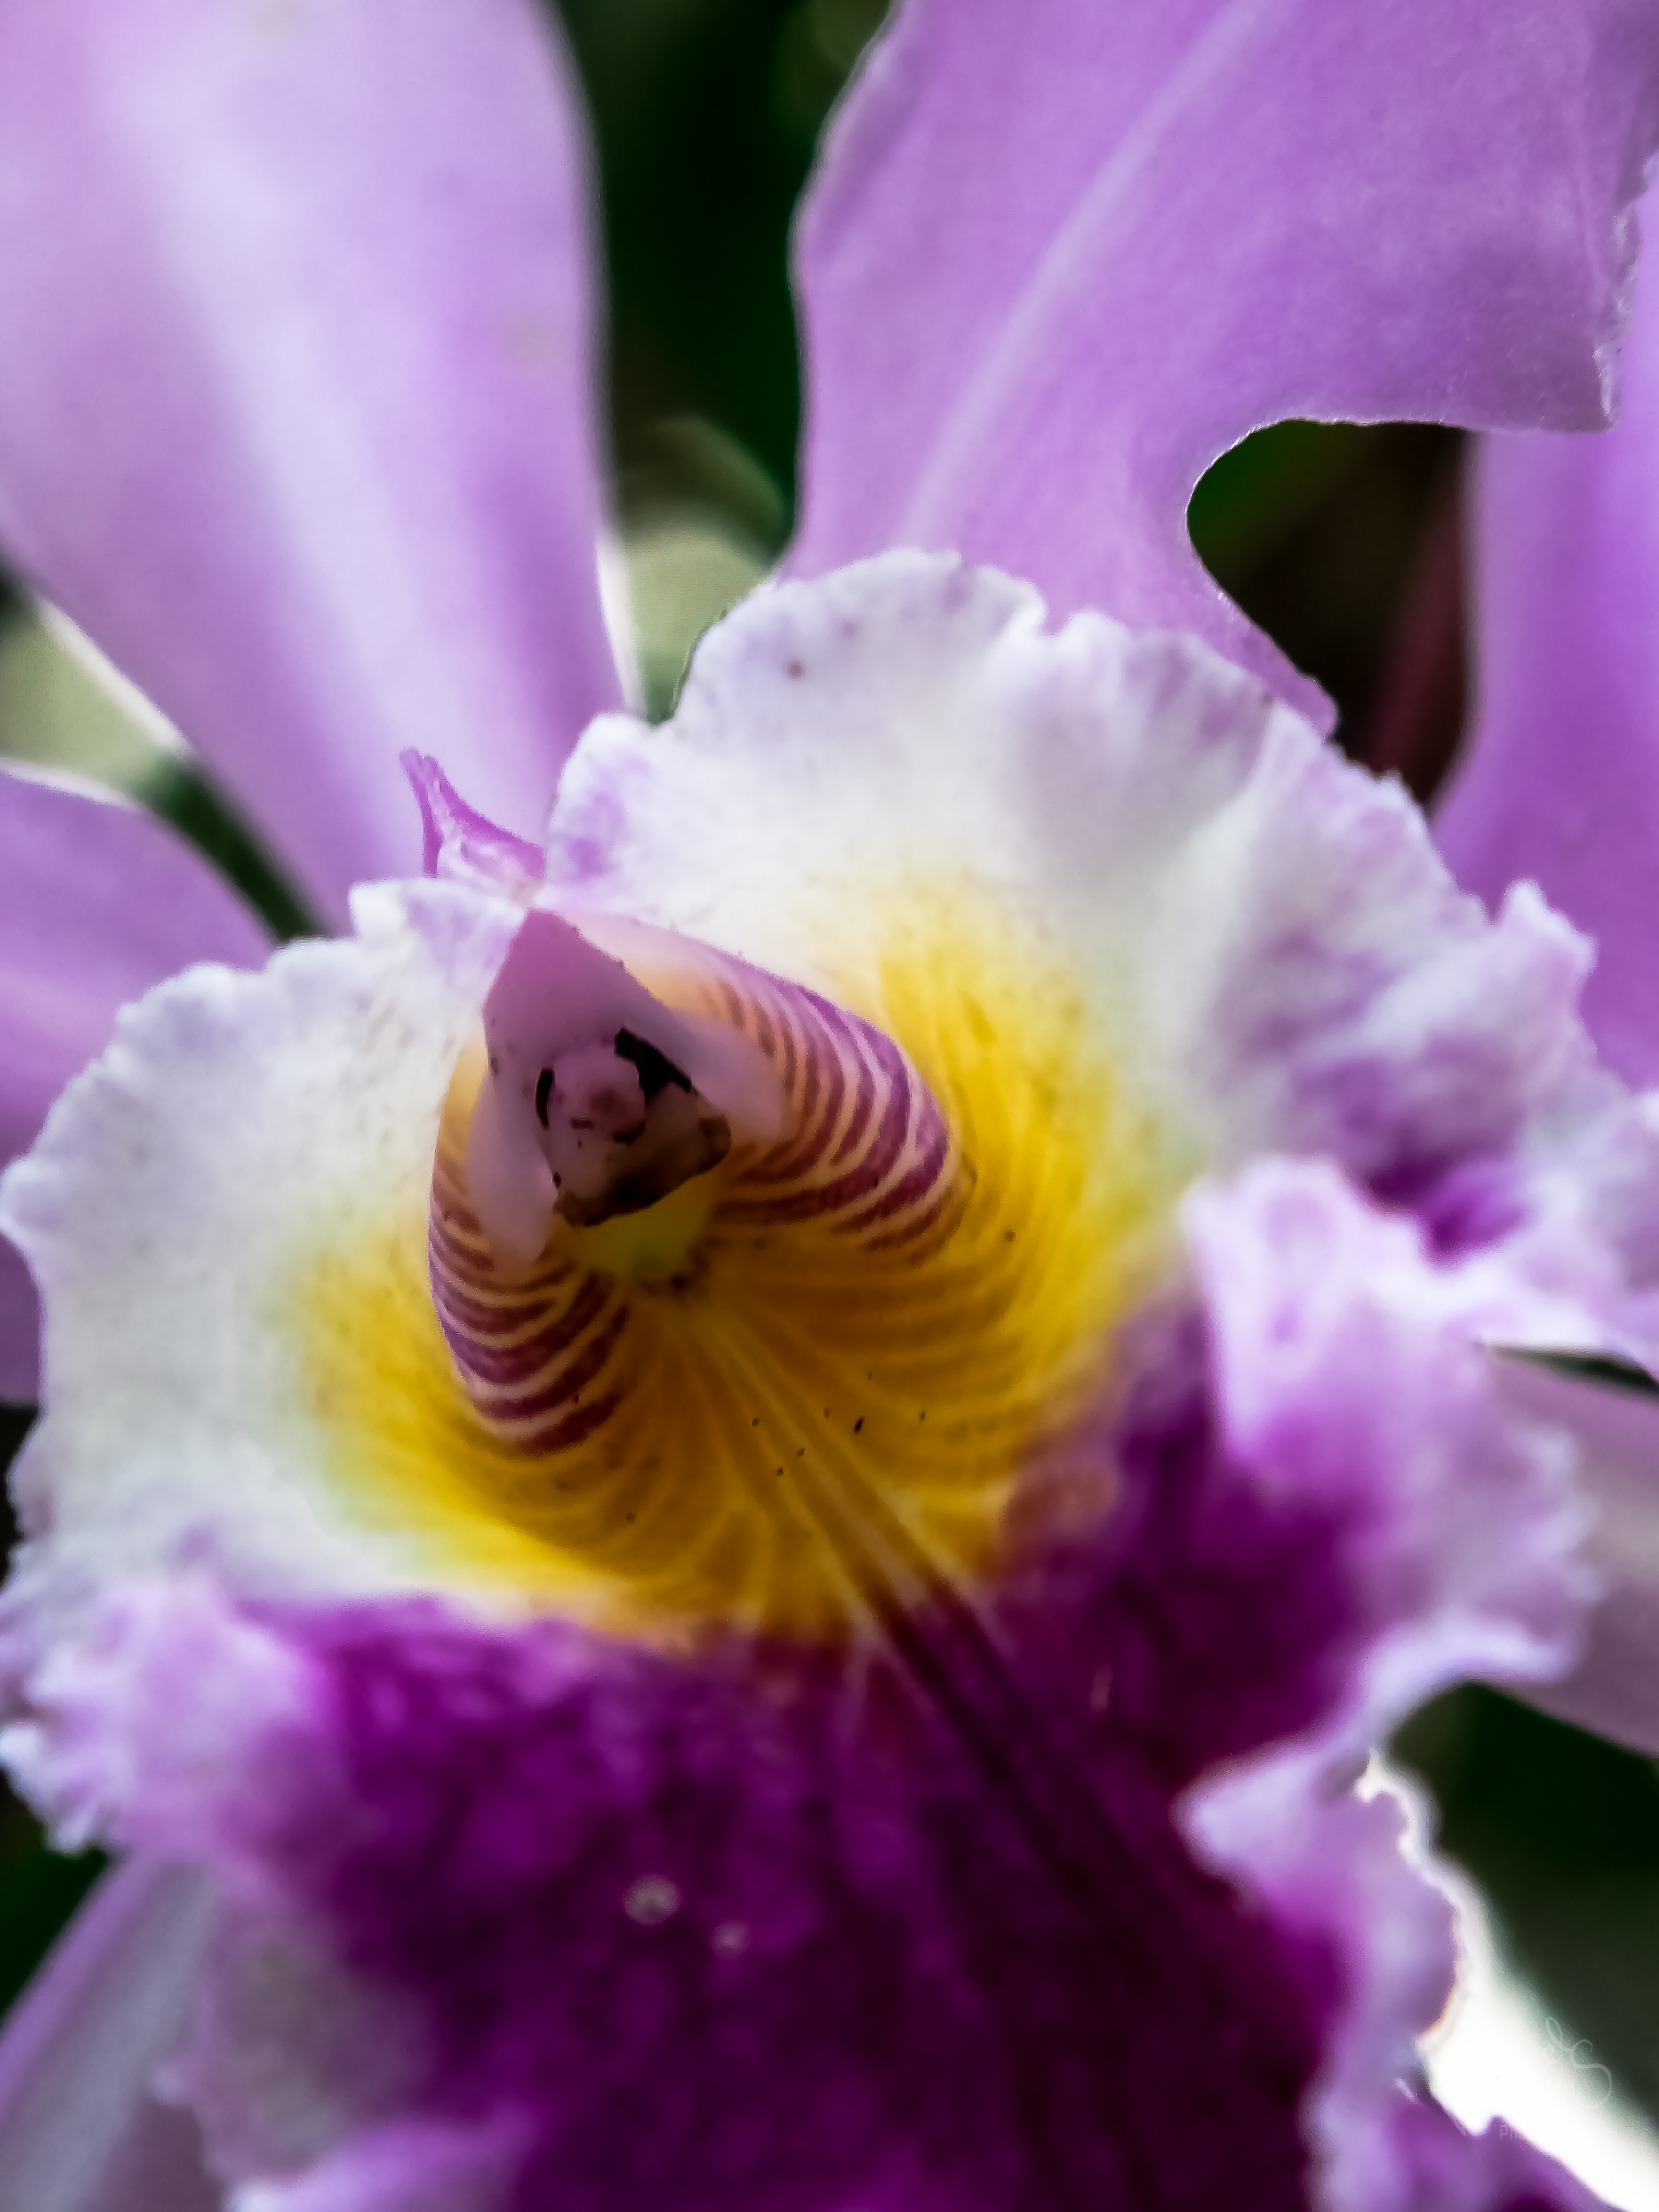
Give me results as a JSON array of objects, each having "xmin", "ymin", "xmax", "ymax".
[
  {"xmin": 552, "ymin": 556, "xmax": 1640, "ymax": 1256},
  {"xmin": 0, "ymin": 881, "xmax": 521, "ymax": 1632}
]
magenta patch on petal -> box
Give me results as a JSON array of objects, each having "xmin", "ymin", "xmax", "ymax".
[
  {"xmin": 15, "ymin": 1181, "xmax": 1602, "ymax": 2212},
  {"xmin": 134, "ymin": 1310, "xmax": 1581, "ymax": 2212},
  {"xmin": 264, "ymin": 1580, "xmax": 1333, "ymax": 2212}
]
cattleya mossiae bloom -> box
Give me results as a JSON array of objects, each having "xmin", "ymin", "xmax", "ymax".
[{"xmin": 2, "ymin": 2, "xmax": 1659, "ymax": 2210}]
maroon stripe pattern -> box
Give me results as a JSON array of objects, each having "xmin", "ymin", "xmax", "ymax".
[{"xmin": 424, "ymin": 938, "xmax": 1115, "ymax": 1639}]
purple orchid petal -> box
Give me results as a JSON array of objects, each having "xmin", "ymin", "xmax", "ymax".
[
  {"xmin": 791, "ymin": 0, "xmax": 1659, "ymax": 725},
  {"xmin": 552, "ymin": 555, "xmax": 1659, "ymax": 1337},
  {"xmin": 9, "ymin": 1157, "xmax": 1608, "ymax": 2210},
  {"xmin": 1180, "ymin": 1161, "xmax": 1589, "ymax": 2202},
  {"xmin": 0, "ymin": 765, "xmax": 270, "ymax": 1402},
  {"xmin": 0, "ymin": 0, "xmax": 619, "ymax": 928},
  {"xmin": 0, "ymin": 1855, "xmax": 219, "ymax": 2212},
  {"xmin": 1435, "ymin": 180, "xmax": 1659, "ymax": 1088},
  {"xmin": 1382, "ymin": 2087, "xmax": 1608, "ymax": 2212}
]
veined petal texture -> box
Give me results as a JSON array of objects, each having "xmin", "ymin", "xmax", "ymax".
[
  {"xmin": 1437, "ymin": 180, "xmax": 1659, "ymax": 1088},
  {"xmin": 791, "ymin": 0, "xmax": 1659, "ymax": 725},
  {"xmin": 2, "ymin": 559, "xmax": 1654, "ymax": 2208},
  {"xmin": 0, "ymin": 765, "xmax": 271, "ymax": 1402},
  {"xmin": 0, "ymin": 0, "xmax": 620, "ymax": 926}
]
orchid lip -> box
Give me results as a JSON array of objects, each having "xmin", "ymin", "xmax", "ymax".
[{"xmin": 412, "ymin": 894, "xmax": 1165, "ymax": 1639}]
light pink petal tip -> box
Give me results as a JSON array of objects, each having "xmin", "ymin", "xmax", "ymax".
[
  {"xmin": 0, "ymin": 0, "xmax": 620, "ymax": 928},
  {"xmin": 0, "ymin": 1856, "xmax": 221, "ymax": 2212},
  {"xmin": 0, "ymin": 766, "xmax": 271, "ymax": 1401},
  {"xmin": 1437, "ymin": 179, "xmax": 1659, "ymax": 1088},
  {"xmin": 792, "ymin": 0, "xmax": 1659, "ymax": 726},
  {"xmin": 403, "ymin": 748, "xmax": 546, "ymax": 901}
]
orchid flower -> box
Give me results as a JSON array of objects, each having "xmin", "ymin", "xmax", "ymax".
[{"xmin": 0, "ymin": 3, "xmax": 1658, "ymax": 2210}]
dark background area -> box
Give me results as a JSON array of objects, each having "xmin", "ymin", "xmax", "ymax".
[{"xmin": 0, "ymin": 0, "xmax": 1652, "ymax": 2128}]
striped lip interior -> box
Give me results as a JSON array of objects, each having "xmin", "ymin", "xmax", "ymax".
[
  {"xmin": 292, "ymin": 898, "xmax": 1178, "ymax": 1642},
  {"xmin": 410, "ymin": 903, "xmax": 1172, "ymax": 1641}
]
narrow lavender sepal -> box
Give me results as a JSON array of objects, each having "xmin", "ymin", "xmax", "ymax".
[
  {"xmin": 1436, "ymin": 177, "xmax": 1659, "ymax": 1087},
  {"xmin": 791, "ymin": 0, "xmax": 1659, "ymax": 724},
  {"xmin": 0, "ymin": 1856, "xmax": 220, "ymax": 2212},
  {"xmin": 0, "ymin": 0, "xmax": 620, "ymax": 927},
  {"xmin": 0, "ymin": 765, "xmax": 271, "ymax": 1399}
]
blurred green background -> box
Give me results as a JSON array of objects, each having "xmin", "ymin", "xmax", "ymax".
[{"xmin": 1, "ymin": 0, "xmax": 1655, "ymax": 2135}]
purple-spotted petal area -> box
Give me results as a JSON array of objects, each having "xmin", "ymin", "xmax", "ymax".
[
  {"xmin": 0, "ymin": 765, "xmax": 271, "ymax": 1402},
  {"xmin": 9, "ymin": 1163, "xmax": 1605, "ymax": 2211},
  {"xmin": 0, "ymin": 0, "xmax": 619, "ymax": 926},
  {"xmin": 1436, "ymin": 180, "xmax": 1659, "ymax": 1089},
  {"xmin": 1179, "ymin": 1162, "xmax": 1597, "ymax": 2208},
  {"xmin": 791, "ymin": 0, "xmax": 1659, "ymax": 723}
]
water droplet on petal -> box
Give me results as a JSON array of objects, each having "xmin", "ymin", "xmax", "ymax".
[{"xmin": 624, "ymin": 1874, "xmax": 682, "ymax": 1926}]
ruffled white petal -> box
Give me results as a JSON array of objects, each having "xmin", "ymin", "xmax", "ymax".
[
  {"xmin": 1178, "ymin": 1158, "xmax": 1597, "ymax": 2212},
  {"xmin": 4, "ymin": 552, "xmax": 1652, "ymax": 1671},
  {"xmin": 552, "ymin": 554, "xmax": 1644, "ymax": 1267},
  {"xmin": 0, "ymin": 882, "xmax": 521, "ymax": 1635}
]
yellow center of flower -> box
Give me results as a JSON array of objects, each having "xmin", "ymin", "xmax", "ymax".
[{"xmin": 295, "ymin": 899, "xmax": 1184, "ymax": 1644}]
